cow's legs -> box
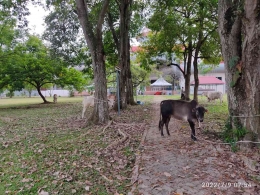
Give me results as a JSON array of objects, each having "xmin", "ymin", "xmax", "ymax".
[
  {"xmin": 160, "ymin": 117, "xmax": 169, "ymax": 136},
  {"xmin": 158, "ymin": 118, "xmax": 164, "ymax": 136},
  {"xmin": 82, "ymin": 106, "xmax": 86, "ymax": 119},
  {"xmin": 197, "ymin": 120, "xmax": 201, "ymax": 128},
  {"xmin": 159, "ymin": 120, "xmax": 164, "ymax": 135},
  {"xmin": 160, "ymin": 119, "xmax": 165, "ymax": 136},
  {"xmin": 165, "ymin": 116, "xmax": 171, "ymax": 136},
  {"xmin": 188, "ymin": 120, "xmax": 197, "ymax": 141}
]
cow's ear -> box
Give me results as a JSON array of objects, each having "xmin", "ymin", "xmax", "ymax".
[
  {"xmin": 192, "ymin": 108, "xmax": 196, "ymax": 112},
  {"xmin": 205, "ymin": 109, "xmax": 208, "ymax": 113}
]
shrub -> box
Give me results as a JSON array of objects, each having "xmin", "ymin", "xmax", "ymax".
[{"xmin": 222, "ymin": 117, "xmax": 247, "ymax": 151}]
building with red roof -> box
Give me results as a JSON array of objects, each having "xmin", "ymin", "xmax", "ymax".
[
  {"xmin": 190, "ymin": 76, "xmax": 225, "ymax": 85},
  {"xmin": 190, "ymin": 76, "xmax": 225, "ymax": 94},
  {"xmin": 187, "ymin": 62, "xmax": 226, "ymax": 94}
]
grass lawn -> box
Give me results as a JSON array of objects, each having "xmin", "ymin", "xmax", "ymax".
[
  {"xmin": 0, "ymin": 97, "xmax": 153, "ymax": 194},
  {"xmin": 0, "ymin": 97, "xmax": 83, "ymax": 108}
]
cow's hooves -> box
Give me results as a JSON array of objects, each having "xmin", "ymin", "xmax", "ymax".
[{"xmin": 191, "ymin": 136, "xmax": 197, "ymax": 141}]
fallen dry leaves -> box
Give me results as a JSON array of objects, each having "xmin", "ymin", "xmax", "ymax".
[
  {"xmin": 133, "ymin": 101, "xmax": 260, "ymax": 195},
  {"xmin": 0, "ymin": 102, "xmax": 153, "ymax": 194}
]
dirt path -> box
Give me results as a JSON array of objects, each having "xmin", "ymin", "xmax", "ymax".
[{"xmin": 129, "ymin": 96, "xmax": 260, "ymax": 195}]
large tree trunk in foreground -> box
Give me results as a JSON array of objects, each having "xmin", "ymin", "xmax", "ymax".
[
  {"xmin": 76, "ymin": 0, "xmax": 110, "ymax": 123},
  {"xmin": 218, "ymin": 0, "xmax": 260, "ymax": 142}
]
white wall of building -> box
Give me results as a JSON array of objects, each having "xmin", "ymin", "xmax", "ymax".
[{"xmin": 41, "ymin": 90, "xmax": 70, "ymax": 97}]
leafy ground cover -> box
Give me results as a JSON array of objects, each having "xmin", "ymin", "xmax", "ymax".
[
  {"xmin": 2, "ymin": 94, "xmax": 256, "ymax": 195},
  {"xmin": 0, "ymin": 99, "xmax": 153, "ymax": 194},
  {"xmin": 132, "ymin": 95, "xmax": 260, "ymax": 195}
]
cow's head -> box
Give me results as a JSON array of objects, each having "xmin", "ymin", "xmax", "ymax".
[
  {"xmin": 192, "ymin": 106, "xmax": 208, "ymax": 122},
  {"xmin": 107, "ymin": 99, "xmax": 115, "ymax": 109}
]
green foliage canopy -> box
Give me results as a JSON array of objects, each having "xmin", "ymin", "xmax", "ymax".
[
  {"xmin": 0, "ymin": 35, "xmax": 86, "ymax": 102},
  {"xmin": 138, "ymin": 0, "xmax": 221, "ymax": 68}
]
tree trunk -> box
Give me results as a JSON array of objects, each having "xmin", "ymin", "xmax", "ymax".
[
  {"xmin": 170, "ymin": 52, "xmax": 191, "ymax": 100},
  {"xmin": 125, "ymin": 2, "xmax": 135, "ymax": 105},
  {"xmin": 126, "ymin": 74, "xmax": 135, "ymax": 104},
  {"xmin": 126, "ymin": 37, "xmax": 135, "ymax": 105},
  {"xmin": 184, "ymin": 42, "xmax": 193, "ymax": 101},
  {"xmin": 193, "ymin": 18, "xmax": 205, "ymax": 102},
  {"xmin": 193, "ymin": 55, "xmax": 199, "ymax": 102},
  {"xmin": 28, "ymin": 90, "xmax": 32, "ymax": 98},
  {"xmin": 118, "ymin": 66, "xmax": 127, "ymax": 109},
  {"xmin": 218, "ymin": 0, "xmax": 260, "ymax": 142},
  {"xmin": 117, "ymin": 0, "xmax": 132, "ymax": 109},
  {"xmin": 76, "ymin": 0, "xmax": 110, "ymax": 123},
  {"xmin": 36, "ymin": 86, "xmax": 49, "ymax": 103},
  {"xmin": 107, "ymin": 12, "xmax": 119, "ymax": 51},
  {"xmin": 92, "ymin": 49, "xmax": 110, "ymax": 123},
  {"xmin": 107, "ymin": 1, "xmax": 135, "ymax": 106},
  {"xmin": 193, "ymin": 35, "xmax": 204, "ymax": 102}
]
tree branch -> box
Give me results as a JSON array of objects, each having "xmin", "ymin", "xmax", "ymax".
[
  {"xmin": 200, "ymin": 26, "xmax": 218, "ymax": 45},
  {"xmin": 106, "ymin": 12, "xmax": 119, "ymax": 51},
  {"xmin": 96, "ymin": 0, "xmax": 110, "ymax": 37},
  {"xmin": 75, "ymin": 0, "xmax": 96, "ymax": 53},
  {"xmin": 24, "ymin": 80, "xmax": 37, "ymax": 88},
  {"xmin": 166, "ymin": 62, "xmax": 185, "ymax": 76},
  {"xmin": 174, "ymin": 8, "xmax": 186, "ymax": 16},
  {"xmin": 133, "ymin": 77, "xmax": 145, "ymax": 88}
]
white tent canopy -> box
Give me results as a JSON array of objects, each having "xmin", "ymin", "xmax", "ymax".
[{"xmin": 151, "ymin": 77, "xmax": 172, "ymax": 86}]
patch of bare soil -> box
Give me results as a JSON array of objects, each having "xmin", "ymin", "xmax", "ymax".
[{"xmin": 129, "ymin": 97, "xmax": 260, "ymax": 195}]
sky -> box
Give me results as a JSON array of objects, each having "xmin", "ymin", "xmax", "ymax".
[
  {"xmin": 27, "ymin": 3, "xmax": 49, "ymax": 35},
  {"xmin": 26, "ymin": 3, "xmax": 141, "ymax": 46}
]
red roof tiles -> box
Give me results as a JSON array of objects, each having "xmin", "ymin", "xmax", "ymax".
[{"xmin": 190, "ymin": 76, "xmax": 225, "ymax": 85}]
